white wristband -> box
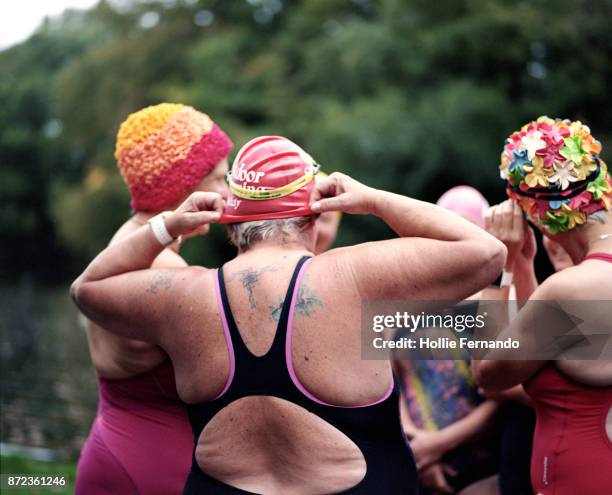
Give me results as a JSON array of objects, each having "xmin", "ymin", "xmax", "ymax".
[
  {"xmin": 500, "ymin": 271, "xmax": 514, "ymax": 287},
  {"xmin": 148, "ymin": 212, "xmax": 175, "ymax": 246}
]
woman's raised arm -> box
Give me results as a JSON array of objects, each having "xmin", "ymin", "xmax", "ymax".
[
  {"xmin": 71, "ymin": 192, "xmax": 224, "ymax": 341},
  {"xmin": 311, "ymin": 173, "xmax": 507, "ymax": 301}
]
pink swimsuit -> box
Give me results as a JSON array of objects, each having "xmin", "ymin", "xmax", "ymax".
[{"xmin": 75, "ymin": 361, "xmax": 193, "ymax": 495}]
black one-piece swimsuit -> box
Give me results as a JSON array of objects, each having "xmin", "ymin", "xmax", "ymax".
[{"xmin": 183, "ymin": 256, "xmax": 418, "ymax": 494}]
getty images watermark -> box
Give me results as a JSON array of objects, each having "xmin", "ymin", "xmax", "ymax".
[
  {"xmin": 371, "ymin": 308, "xmax": 519, "ymax": 351},
  {"xmin": 361, "ymin": 300, "xmax": 612, "ymax": 360}
]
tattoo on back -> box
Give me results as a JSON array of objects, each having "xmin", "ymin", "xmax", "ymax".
[
  {"xmin": 147, "ymin": 270, "xmax": 176, "ymax": 294},
  {"xmin": 270, "ymin": 299, "xmax": 283, "ymax": 322},
  {"xmin": 228, "ymin": 266, "xmax": 277, "ymax": 308},
  {"xmin": 269, "ymin": 275, "xmax": 322, "ymax": 321}
]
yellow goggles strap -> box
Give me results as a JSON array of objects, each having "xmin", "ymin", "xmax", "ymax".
[{"xmin": 227, "ymin": 165, "xmax": 320, "ymax": 201}]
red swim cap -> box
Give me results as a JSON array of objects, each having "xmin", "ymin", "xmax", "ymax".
[{"xmin": 220, "ymin": 136, "xmax": 320, "ymax": 224}]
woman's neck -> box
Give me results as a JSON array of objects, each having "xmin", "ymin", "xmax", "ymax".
[
  {"xmin": 238, "ymin": 238, "xmax": 314, "ymax": 257},
  {"xmin": 556, "ymin": 219, "xmax": 612, "ymax": 263}
]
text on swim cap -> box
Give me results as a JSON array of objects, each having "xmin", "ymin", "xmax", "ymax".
[
  {"xmin": 233, "ymin": 163, "xmax": 265, "ymax": 184},
  {"xmin": 227, "ymin": 197, "xmax": 241, "ymax": 208},
  {"xmin": 227, "ymin": 162, "xmax": 317, "ymax": 200}
]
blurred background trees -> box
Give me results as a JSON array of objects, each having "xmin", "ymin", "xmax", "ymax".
[
  {"xmin": 2, "ymin": 0, "xmax": 611, "ymax": 282},
  {"xmin": 1, "ymin": 0, "xmax": 611, "ymax": 461}
]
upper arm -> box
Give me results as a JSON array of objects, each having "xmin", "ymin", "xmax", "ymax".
[
  {"xmin": 329, "ymin": 236, "xmax": 504, "ymax": 301},
  {"xmin": 472, "ymin": 359, "xmax": 544, "ymax": 391},
  {"xmin": 73, "ymin": 266, "xmax": 206, "ymax": 343},
  {"xmin": 151, "ymin": 248, "xmax": 188, "ymax": 269},
  {"xmin": 473, "ymin": 274, "xmax": 574, "ymax": 390}
]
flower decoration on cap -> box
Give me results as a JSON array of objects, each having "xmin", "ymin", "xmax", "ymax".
[
  {"xmin": 115, "ymin": 103, "xmax": 233, "ymax": 211},
  {"xmin": 500, "ymin": 116, "xmax": 611, "ymax": 234}
]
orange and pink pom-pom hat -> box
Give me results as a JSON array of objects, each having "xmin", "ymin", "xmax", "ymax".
[{"xmin": 115, "ymin": 103, "xmax": 233, "ymax": 211}]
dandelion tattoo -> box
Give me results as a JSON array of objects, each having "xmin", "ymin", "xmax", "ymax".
[{"xmin": 229, "ymin": 266, "xmax": 277, "ymax": 308}]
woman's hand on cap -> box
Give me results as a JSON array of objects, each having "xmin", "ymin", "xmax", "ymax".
[
  {"xmin": 165, "ymin": 191, "xmax": 224, "ymax": 239},
  {"xmin": 310, "ymin": 172, "xmax": 377, "ymax": 215}
]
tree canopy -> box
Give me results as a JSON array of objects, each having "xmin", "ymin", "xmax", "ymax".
[{"xmin": 2, "ymin": 0, "xmax": 611, "ymax": 282}]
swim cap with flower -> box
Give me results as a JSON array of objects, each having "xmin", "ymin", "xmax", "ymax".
[
  {"xmin": 115, "ymin": 103, "xmax": 233, "ymax": 211},
  {"xmin": 500, "ymin": 116, "xmax": 612, "ymax": 234}
]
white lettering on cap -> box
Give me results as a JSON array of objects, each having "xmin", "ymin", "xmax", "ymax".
[
  {"xmin": 233, "ymin": 162, "xmax": 265, "ymax": 184},
  {"xmin": 227, "ymin": 197, "xmax": 241, "ymax": 208}
]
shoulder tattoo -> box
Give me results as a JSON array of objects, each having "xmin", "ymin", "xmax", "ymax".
[
  {"xmin": 269, "ymin": 274, "xmax": 322, "ymax": 321},
  {"xmin": 147, "ymin": 270, "xmax": 176, "ymax": 294}
]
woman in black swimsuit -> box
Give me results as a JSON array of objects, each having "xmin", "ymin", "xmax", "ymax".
[{"xmin": 71, "ymin": 136, "xmax": 505, "ymax": 494}]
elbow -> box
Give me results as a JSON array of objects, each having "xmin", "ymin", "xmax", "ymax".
[
  {"xmin": 471, "ymin": 359, "xmax": 488, "ymax": 388},
  {"xmin": 70, "ymin": 277, "xmax": 81, "ymax": 306},
  {"xmin": 70, "ymin": 275, "xmax": 88, "ymax": 311},
  {"xmin": 472, "ymin": 360, "xmax": 514, "ymax": 391},
  {"xmin": 477, "ymin": 236, "xmax": 507, "ymax": 286},
  {"xmin": 70, "ymin": 277, "xmax": 98, "ymax": 321}
]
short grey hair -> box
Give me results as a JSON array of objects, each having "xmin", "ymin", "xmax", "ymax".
[
  {"xmin": 586, "ymin": 210, "xmax": 610, "ymax": 225},
  {"xmin": 227, "ymin": 216, "xmax": 314, "ymax": 250}
]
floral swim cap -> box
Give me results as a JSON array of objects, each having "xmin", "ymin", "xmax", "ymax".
[
  {"xmin": 115, "ymin": 103, "xmax": 233, "ymax": 211},
  {"xmin": 500, "ymin": 116, "xmax": 612, "ymax": 234}
]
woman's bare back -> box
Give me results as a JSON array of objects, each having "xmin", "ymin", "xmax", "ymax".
[{"xmin": 168, "ymin": 250, "xmax": 393, "ymax": 493}]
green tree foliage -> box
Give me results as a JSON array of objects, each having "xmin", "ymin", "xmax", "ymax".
[
  {"xmin": 1, "ymin": 0, "xmax": 611, "ymax": 281},
  {"xmin": 0, "ymin": 7, "xmax": 114, "ymax": 282}
]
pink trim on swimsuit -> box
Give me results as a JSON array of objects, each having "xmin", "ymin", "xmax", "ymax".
[
  {"xmin": 582, "ymin": 252, "xmax": 612, "ymax": 263},
  {"xmin": 285, "ymin": 258, "xmax": 394, "ymax": 408},
  {"xmin": 213, "ymin": 269, "xmax": 236, "ymax": 400}
]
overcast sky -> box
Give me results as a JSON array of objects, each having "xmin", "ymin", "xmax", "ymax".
[{"xmin": 0, "ymin": 0, "xmax": 99, "ymax": 50}]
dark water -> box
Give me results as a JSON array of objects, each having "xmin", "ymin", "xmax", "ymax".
[{"xmin": 0, "ymin": 278, "xmax": 97, "ymax": 460}]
